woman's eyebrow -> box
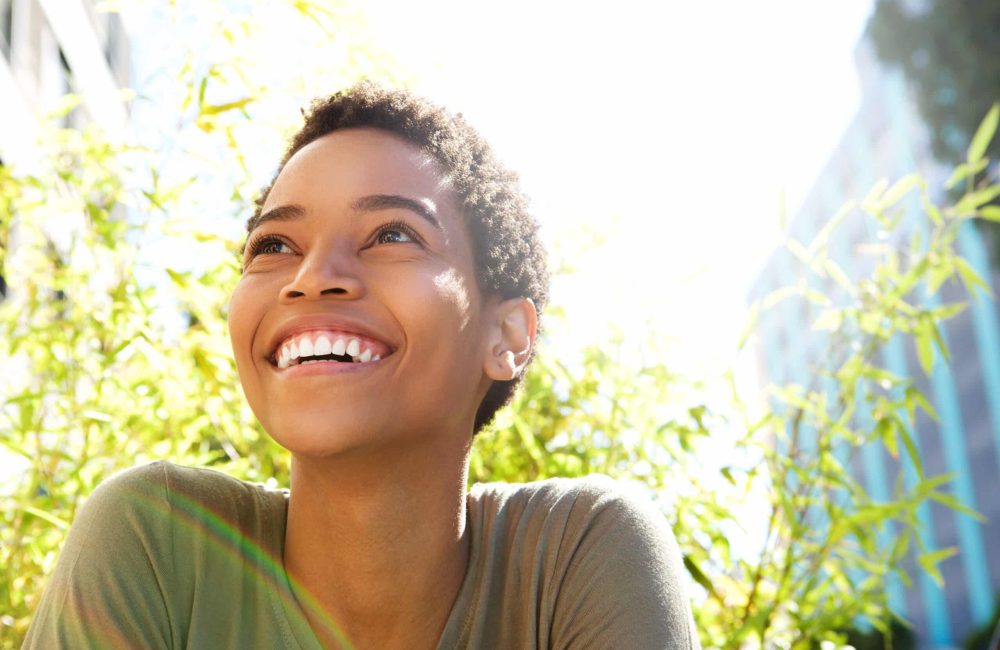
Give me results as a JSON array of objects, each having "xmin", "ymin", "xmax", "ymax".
[
  {"xmin": 351, "ymin": 194, "xmax": 442, "ymax": 230},
  {"xmin": 247, "ymin": 194, "xmax": 443, "ymax": 234},
  {"xmin": 246, "ymin": 204, "xmax": 306, "ymax": 233}
]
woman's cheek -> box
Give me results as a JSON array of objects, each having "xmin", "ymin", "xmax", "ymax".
[
  {"xmin": 432, "ymin": 268, "xmax": 474, "ymax": 331},
  {"xmin": 228, "ymin": 279, "xmax": 261, "ymax": 370}
]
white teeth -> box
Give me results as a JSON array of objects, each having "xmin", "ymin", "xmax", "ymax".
[{"xmin": 275, "ymin": 332, "xmax": 387, "ymax": 369}]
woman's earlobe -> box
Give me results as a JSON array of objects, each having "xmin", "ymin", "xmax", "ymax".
[{"xmin": 484, "ymin": 297, "xmax": 538, "ymax": 381}]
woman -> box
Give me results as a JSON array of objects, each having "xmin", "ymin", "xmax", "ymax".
[{"xmin": 24, "ymin": 83, "xmax": 699, "ymax": 649}]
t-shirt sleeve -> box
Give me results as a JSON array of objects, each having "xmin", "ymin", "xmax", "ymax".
[
  {"xmin": 549, "ymin": 478, "xmax": 701, "ymax": 650},
  {"xmin": 22, "ymin": 462, "xmax": 175, "ymax": 650}
]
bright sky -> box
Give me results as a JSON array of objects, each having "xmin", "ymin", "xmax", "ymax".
[{"xmin": 360, "ymin": 0, "xmax": 874, "ymax": 376}]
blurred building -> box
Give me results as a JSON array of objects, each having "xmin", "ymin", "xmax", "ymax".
[
  {"xmin": 0, "ymin": 0, "xmax": 130, "ymax": 298},
  {"xmin": 749, "ymin": 36, "xmax": 1000, "ymax": 649}
]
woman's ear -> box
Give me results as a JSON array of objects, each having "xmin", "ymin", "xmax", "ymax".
[{"xmin": 484, "ymin": 297, "xmax": 538, "ymax": 381}]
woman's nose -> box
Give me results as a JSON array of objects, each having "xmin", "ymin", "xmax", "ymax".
[{"xmin": 279, "ymin": 245, "xmax": 365, "ymax": 303}]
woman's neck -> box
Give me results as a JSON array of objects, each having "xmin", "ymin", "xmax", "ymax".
[{"xmin": 283, "ymin": 435, "xmax": 473, "ymax": 650}]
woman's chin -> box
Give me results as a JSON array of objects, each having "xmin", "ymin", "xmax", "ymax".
[{"xmin": 264, "ymin": 413, "xmax": 389, "ymax": 459}]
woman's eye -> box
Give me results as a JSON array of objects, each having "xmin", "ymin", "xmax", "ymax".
[
  {"xmin": 374, "ymin": 223, "xmax": 417, "ymax": 245},
  {"xmin": 247, "ymin": 236, "xmax": 293, "ymax": 258}
]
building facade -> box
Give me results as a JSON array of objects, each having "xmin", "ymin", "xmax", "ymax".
[{"xmin": 749, "ymin": 38, "xmax": 1000, "ymax": 648}]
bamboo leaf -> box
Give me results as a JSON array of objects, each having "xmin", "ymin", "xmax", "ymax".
[
  {"xmin": 916, "ymin": 326, "xmax": 935, "ymax": 375},
  {"xmin": 812, "ymin": 309, "xmax": 842, "ymax": 332},
  {"xmin": 23, "ymin": 506, "xmax": 70, "ymax": 530},
  {"xmin": 682, "ymin": 555, "xmax": 721, "ymax": 601},
  {"xmin": 823, "ymin": 259, "xmax": 854, "ymax": 292},
  {"xmin": 880, "ymin": 174, "xmax": 921, "ymax": 210},
  {"xmin": 200, "ymin": 96, "xmax": 255, "ymax": 116},
  {"xmin": 967, "ymin": 102, "xmax": 999, "ymax": 165},
  {"xmin": 979, "ymin": 206, "xmax": 1000, "ymax": 223},
  {"xmin": 954, "ymin": 257, "xmax": 993, "ymax": 299},
  {"xmin": 929, "ymin": 491, "xmax": 985, "ymax": 522},
  {"xmin": 763, "ymin": 285, "xmax": 798, "ymax": 310},
  {"xmin": 945, "ymin": 157, "xmax": 989, "ymax": 190},
  {"xmin": 918, "ymin": 547, "xmax": 958, "ymax": 588},
  {"xmin": 956, "ymin": 185, "xmax": 1000, "ymax": 215},
  {"xmin": 897, "ymin": 422, "xmax": 923, "ymax": 478},
  {"xmin": 862, "ymin": 178, "xmax": 890, "ymax": 211}
]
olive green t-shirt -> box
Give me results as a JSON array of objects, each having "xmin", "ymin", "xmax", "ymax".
[{"xmin": 23, "ymin": 462, "xmax": 700, "ymax": 649}]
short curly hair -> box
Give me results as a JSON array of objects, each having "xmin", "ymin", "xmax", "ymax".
[{"xmin": 249, "ymin": 82, "xmax": 549, "ymax": 434}]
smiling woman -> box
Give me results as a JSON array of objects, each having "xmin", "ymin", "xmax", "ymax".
[{"xmin": 23, "ymin": 83, "xmax": 700, "ymax": 650}]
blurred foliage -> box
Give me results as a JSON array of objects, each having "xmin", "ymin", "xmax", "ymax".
[
  {"xmin": 1, "ymin": 2, "xmax": 999, "ymax": 649},
  {"xmin": 867, "ymin": 1, "xmax": 1000, "ymax": 166},
  {"xmin": 840, "ymin": 618, "xmax": 916, "ymax": 650},
  {"xmin": 866, "ymin": 2, "xmax": 1000, "ymax": 267}
]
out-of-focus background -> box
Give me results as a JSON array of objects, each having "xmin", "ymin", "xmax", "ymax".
[{"xmin": 1, "ymin": 1, "xmax": 998, "ymax": 648}]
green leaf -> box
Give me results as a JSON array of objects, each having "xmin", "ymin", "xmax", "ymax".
[
  {"xmin": 929, "ymin": 319, "xmax": 950, "ymax": 363},
  {"xmin": 928, "ymin": 491, "xmax": 985, "ymax": 522},
  {"xmin": 823, "ymin": 259, "xmax": 854, "ymax": 292},
  {"xmin": 812, "ymin": 308, "xmax": 843, "ymax": 332},
  {"xmin": 905, "ymin": 385, "xmax": 939, "ymax": 423},
  {"xmin": 762, "ymin": 285, "xmax": 798, "ymax": 310},
  {"xmin": 944, "ymin": 158, "xmax": 990, "ymax": 190},
  {"xmin": 897, "ymin": 423, "xmax": 923, "ymax": 478},
  {"xmin": 918, "ymin": 547, "xmax": 958, "ymax": 588},
  {"xmin": 967, "ymin": 102, "xmax": 999, "ymax": 165},
  {"xmin": 957, "ymin": 185, "xmax": 1000, "ymax": 214},
  {"xmin": 862, "ymin": 178, "xmax": 890, "ymax": 211},
  {"xmin": 807, "ymin": 200, "xmax": 854, "ymax": 256},
  {"xmin": 803, "ymin": 288, "xmax": 830, "ymax": 306},
  {"xmin": 924, "ymin": 198, "xmax": 945, "ymax": 226},
  {"xmin": 23, "ymin": 506, "xmax": 70, "ymax": 530},
  {"xmin": 880, "ymin": 173, "xmax": 921, "ymax": 210},
  {"xmin": 954, "ymin": 257, "xmax": 993, "ymax": 299},
  {"xmin": 682, "ymin": 555, "xmax": 721, "ymax": 600},
  {"xmin": 929, "ymin": 302, "xmax": 966, "ymax": 322},
  {"xmin": 786, "ymin": 238, "xmax": 811, "ymax": 265},
  {"xmin": 980, "ymin": 206, "xmax": 1000, "ymax": 223},
  {"xmin": 877, "ymin": 416, "xmax": 898, "ymax": 459},
  {"xmin": 916, "ymin": 326, "xmax": 935, "ymax": 375},
  {"xmin": 200, "ymin": 97, "xmax": 255, "ymax": 116}
]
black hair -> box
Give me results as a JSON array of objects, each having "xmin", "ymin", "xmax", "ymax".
[{"xmin": 250, "ymin": 82, "xmax": 549, "ymax": 434}]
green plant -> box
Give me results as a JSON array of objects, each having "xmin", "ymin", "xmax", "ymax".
[{"xmin": 473, "ymin": 104, "xmax": 1000, "ymax": 649}]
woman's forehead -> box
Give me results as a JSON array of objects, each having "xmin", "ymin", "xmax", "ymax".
[
  {"xmin": 260, "ymin": 128, "xmax": 467, "ymax": 239},
  {"xmin": 274, "ymin": 128, "xmax": 452, "ymax": 197}
]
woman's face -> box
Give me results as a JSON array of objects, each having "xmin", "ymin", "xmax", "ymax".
[{"xmin": 228, "ymin": 128, "xmax": 494, "ymax": 456}]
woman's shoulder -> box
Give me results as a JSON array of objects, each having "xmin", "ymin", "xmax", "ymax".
[
  {"xmin": 468, "ymin": 473, "xmax": 662, "ymax": 528},
  {"xmin": 81, "ymin": 460, "xmax": 288, "ymax": 551},
  {"xmin": 92, "ymin": 460, "xmax": 287, "ymax": 507},
  {"xmin": 455, "ymin": 475, "xmax": 699, "ymax": 649},
  {"xmin": 467, "ymin": 473, "xmax": 680, "ymax": 574},
  {"xmin": 24, "ymin": 465, "xmax": 292, "ymax": 648}
]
